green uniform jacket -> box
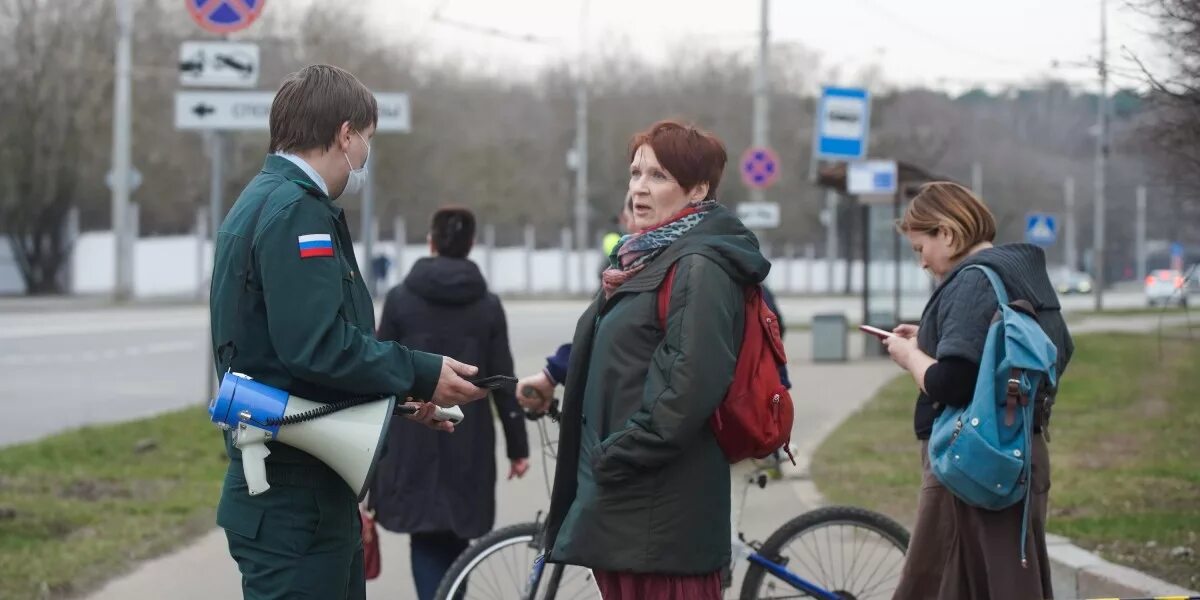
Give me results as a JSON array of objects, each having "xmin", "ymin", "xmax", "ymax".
[
  {"xmin": 209, "ymin": 155, "xmax": 443, "ymax": 465},
  {"xmin": 544, "ymin": 206, "xmax": 771, "ymax": 574}
]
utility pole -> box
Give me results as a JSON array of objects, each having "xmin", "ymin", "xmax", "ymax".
[
  {"xmin": 1064, "ymin": 177, "xmax": 1077, "ymax": 270},
  {"xmin": 751, "ymin": 0, "xmax": 770, "ymax": 204},
  {"xmin": 1136, "ymin": 185, "xmax": 1147, "ymax": 281},
  {"xmin": 110, "ymin": 0, "xmax": 134, "ymax": 301},
  {"xmin": 573, "ymin": 1, "xmax": 591, "ymax": 257},
  {"xmin": 1093, "ymin": 0, "xmax": 1109, "ymax": 311}
]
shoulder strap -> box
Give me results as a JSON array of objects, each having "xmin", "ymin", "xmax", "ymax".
[
  {"xmin": 656, "ymin": 263, "xmax": 679, "ymax": 327},
  {"xmin": 963, "ymin": 264, "xmax": 1010, "ymax": 306},
  {"xmin": 215, "ymin": 197, "xmax": 272, "ymax": 372}
]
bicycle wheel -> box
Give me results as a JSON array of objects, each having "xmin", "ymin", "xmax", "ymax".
[
  {"xmin": 739, "ymin": 506, "xmax": 910, "ymax": 600},
  {"xmin": 434, "ymin": 522, "xmax": 602, "ymax": 600}
]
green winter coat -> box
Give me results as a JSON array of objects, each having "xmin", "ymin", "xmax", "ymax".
[{"xmin": 544, "ymin": 205, "xmax": 770, "ymax": 575}]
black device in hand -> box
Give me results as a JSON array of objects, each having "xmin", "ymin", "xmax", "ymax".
[{"xmin": 467, "ymin": 375, "xmax": 518, "ymax": 391}]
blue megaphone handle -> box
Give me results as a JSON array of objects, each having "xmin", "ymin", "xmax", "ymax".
[{"xmin": 209, "ymin": 372, "xmax": 289, "ymax": 437}]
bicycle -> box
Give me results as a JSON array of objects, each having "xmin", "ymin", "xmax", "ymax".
[{"xmin": 435, "ymin": 402, "xmax": 911, "ymax": 600}]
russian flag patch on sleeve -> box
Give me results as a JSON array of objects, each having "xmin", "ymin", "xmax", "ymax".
[{"xmin": 298, "ymin": 234, "xmax": 335, "ymax": 259}]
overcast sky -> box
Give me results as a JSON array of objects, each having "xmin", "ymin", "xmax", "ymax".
[{"xmin": 361, "ymin": 0, "xmax": 1167, "ymax": 93}]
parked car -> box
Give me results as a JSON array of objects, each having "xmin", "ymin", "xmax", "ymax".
[
  {"xmin": 1145, "ymin": 269, "xmax": 1190, "ymax": 307},
  {"xmin": 1049, "ymin": 266, "xmax": 1094, "ymax": 295}
]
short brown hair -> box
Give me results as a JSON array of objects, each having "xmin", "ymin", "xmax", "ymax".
[
  {"xmin": 269, "ymin": 65, "xmax": 377, "ymax": 154},
  {"xmin": 628, "ymin": 120, "xmax": 727, "ymax": 200},
  {"xmin": 430, "ymin": 207, "xmax": 476, "ymax": 259},
  {"xmin": 898, "ymin": 182, "xmax": 996, "ymax": 258}
]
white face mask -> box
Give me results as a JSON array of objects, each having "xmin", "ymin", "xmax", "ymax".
[{"xmin": 341, "ymin": 132, "xmax": 370, "ymax": 197}]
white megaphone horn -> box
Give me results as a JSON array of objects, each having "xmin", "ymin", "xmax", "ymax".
[{"xmin": 208, "ymin": 372, "xmax": 463, "ymax": 499}]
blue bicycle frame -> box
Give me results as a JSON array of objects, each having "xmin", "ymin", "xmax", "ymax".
[{"xmin": 745, "ymin": 551, "xmax": 844, "ymax": 600}]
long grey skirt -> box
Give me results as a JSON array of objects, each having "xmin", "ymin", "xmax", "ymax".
[{"xmin": 892, "ymin": 436, "xmax": 1053, "ymax": 600}]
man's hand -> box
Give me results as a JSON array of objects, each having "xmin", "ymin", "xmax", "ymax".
[
  {"xmin": 893, "ymin": 324, "xmax": 920, "ymax": 339},
  {"xmin": 431, "ymin": 357, "xmax": 487, "ymax": 407},
  {"xmin": 508, "ymin": 458, "xmax": 530, "ymax": 480},
  {"xmin": 516, "ymin": 371, "xmax": 555, "ymax": 412},
  {"xmin": 401, "ymin": 400, "xmax": 454, "ymax": 432}
]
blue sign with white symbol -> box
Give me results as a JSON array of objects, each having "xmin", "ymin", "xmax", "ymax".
[
  {"xmin": 1025, "ymin": 213, "xmax": 1058, "ymax": 246},
  {"xmin": 187, "ymin": 0, "xmax": 265, "ymax": 34},
  {"xmin": 847, "ymin": 160, "xmax": 897, "ymax": 195},
  {"xmin": 815, "ymin": 86, "xmax": 871, "ymax": 160}
]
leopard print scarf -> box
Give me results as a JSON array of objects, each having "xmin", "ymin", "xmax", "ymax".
[{"xmin": 601, "ymin": 201, "xmax": 718, "ymax": 299}]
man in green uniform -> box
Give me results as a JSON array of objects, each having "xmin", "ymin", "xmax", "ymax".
[{"xmin": 209, "ymin": 64, "xmax": 487, "ymax": 600}]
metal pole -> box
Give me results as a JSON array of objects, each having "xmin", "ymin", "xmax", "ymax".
[
  {"xmin": 484, "ymin": 224, "xmax": 496, "ymax": 283},
  {"xmin": 110, "ymin": 0, "xmax": 133, "ymax": 301},
  {"xmin": 196, "ymin": 205, "xmax": 206, "ymax": 300},
  {"xmin": 208, "ymin": 132, "xmax": 224, "ymax": 255},
  {"xmin": 1093, "ymin": 0, "xmax": 1109, "ymax": 311},
  {"xmin": 393, "ymin": 215, "xmax": 407, "ymax": 277},
  {"xmin": 751, "ymin": 0, "xmax": 770, "ymax": 204},
  {"xmin": 825, "ymin": 189, "xmax": 838, "ymax": 294},
  {"xmin": 783, "ymin": 242, "xmax": 795, "ymax": 293},
  {"xmin": 573, "ymin": 1, "xmax": 590, "ymax": 261},
  {"xmin": 971, "ymin": 162, "xmax": 983, "ymax": 196},
  {"xmin": 205, "ymin": 132, "xmax": 224, "ymax": 403},
  {"xmin": 893, "ymin": 190, "xmax": 902, "ymax": 324},
  {"xmin": 525, "ymin": 224, "xmax": 536, "ymax": 295},
  {"xmin": 561, "ymin": 228, "xmax": 572, "ymax": 295},
  {"xmin": 1136, "ymin": 185, "xmax": 1147, "ymax": 280},
  {"xmin": 361, "ymin": 154, "xmax": 375, "ymax": 297},
  {"xmin": 1064, "ymin": 177, "xmax": 1077, "ymax": 270}
]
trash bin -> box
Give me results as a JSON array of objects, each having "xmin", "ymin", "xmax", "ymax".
[
  {"xmin": 811, "ymin": 313, "xmax": 848, "ymax": 362},
  {"xmin": 862, "ymin": 312, "xmax": 898, "ymax": 358}
]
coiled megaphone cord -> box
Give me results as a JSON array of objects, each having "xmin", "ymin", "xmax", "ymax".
[{"xmin": 261, "ymin": 395, "xmax": 393, "ymax": 427}]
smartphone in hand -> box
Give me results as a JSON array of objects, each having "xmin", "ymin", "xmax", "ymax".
[
  {"xmin": 859, "ymin": 325, "xmax": 896, "ymax": 340},
  {"xmin": 467, "ymin": 375, "xmax": 518, "ymax": 391}
]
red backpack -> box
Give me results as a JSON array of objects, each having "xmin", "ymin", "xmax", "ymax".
[{"xmin": 657, "ymin": 263, "xmax": 796, "ymax": 464}]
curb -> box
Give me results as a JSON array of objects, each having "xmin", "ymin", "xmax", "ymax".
[{"xmin": 1045, "ymin": 534, "xmax": 1199, "ymax": 599}]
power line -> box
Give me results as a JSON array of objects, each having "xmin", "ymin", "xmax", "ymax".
[{"xmin": 856, "ymin": 0, "xmax": 1045, "ymax": 69}]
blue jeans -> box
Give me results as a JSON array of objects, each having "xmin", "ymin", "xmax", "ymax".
[{"xmin": 410, "ymin": 531, "xmax": 469, "ymax": 600}]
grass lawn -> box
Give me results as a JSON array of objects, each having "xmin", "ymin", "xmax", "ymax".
[
  {"xmin": 811, "ymin": 333, "xmax": 1200, "ymax": 590},
  {"xmin": 0, "ymin": 406, "xmax": 227, "ymax": 599}
]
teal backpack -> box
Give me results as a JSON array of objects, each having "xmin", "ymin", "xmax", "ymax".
[{"xmin": 927, "ymin": 265, "xmax": 1058, "ymax": 566}]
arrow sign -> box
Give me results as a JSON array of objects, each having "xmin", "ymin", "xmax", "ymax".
[{"xmin": 176, "ymin": 91, "xmax": 412, "ymax": 132}]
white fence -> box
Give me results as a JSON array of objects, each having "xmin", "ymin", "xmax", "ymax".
[{"xmin": 61, "ymin": 230, "xmax": 929, "ymax": 299}]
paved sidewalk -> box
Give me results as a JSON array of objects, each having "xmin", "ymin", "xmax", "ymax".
[{"xmin": 82, "ymin": 315, "xmax": 1197, "ymax": 599}]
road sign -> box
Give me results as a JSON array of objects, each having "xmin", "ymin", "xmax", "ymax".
[
  {"xmin": 175, "ymin": 90, "xmax": 273, "ymax": 130},
  {"xmin": 374, "ymin": 93, "xmax": 412, "ymax": 133},
  {"xmin": 815, "ymin": 86, "xmax": 871, "ymax": 161},
  {"xmin": 186, "ymin": 0, "xmax": 266, "ymax": 34},
  {"xmin": 179, "ymin": 41, "xmax": 260, "ymax": 88},
  {"xmin": 176, "ymin": 91, "xmax": 412, "ymax": 132},
  {"xmin": 847, "ymin": 160, "xmax": 897, "ymax": 195},
  {"xmin": 736, "ymin": 201, "xmax": 781, "ymax": 229},
  {"xmin": 106, "ymin": 167, "xmax": 143, "ymax": 193},
  {"xmin": 1025, "ymin": 213, "xmax": 1058, "ymax": 246},
  {"xmin": 1171, "ymin": 242, "xmax": 1185, "ymax": 271},
  {"xmin": 740, "ymin": 146, "xmax": 781, "ymax": 190}
]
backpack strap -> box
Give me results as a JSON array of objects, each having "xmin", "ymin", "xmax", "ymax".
[
  {"xmin": 962, "ymin": 264, "xmax": 1010, "ymax": 306},
  {"xmin": 656, "ymin": 262, "xmax": 680, "ymax": 328}
]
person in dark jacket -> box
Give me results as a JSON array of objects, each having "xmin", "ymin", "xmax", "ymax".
[
  {"xmin": 538, "ymin": 120, "xmax": 770, "ymax": 600},
  {"xmin": 368, "ymin": 207, "xmax": 530, "ymax": 600},
  {"xmin": 880, "ymin": 182, "xmax": 1073, "ymax": 599}
]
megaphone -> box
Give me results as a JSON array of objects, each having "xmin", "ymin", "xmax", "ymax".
[{"xmin": 208, "ymin": 372, "xmax": 464, "ymax": 500}]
